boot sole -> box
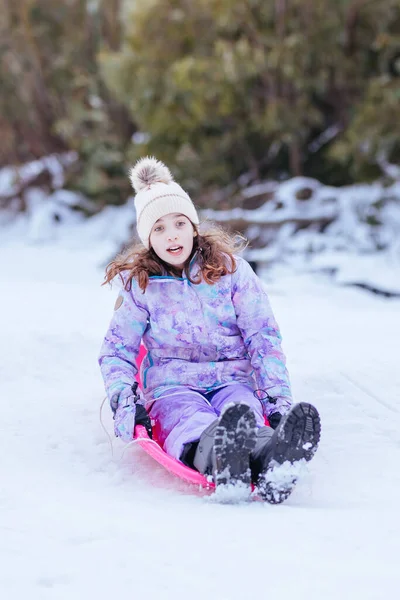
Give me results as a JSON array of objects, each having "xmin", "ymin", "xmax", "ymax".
[
  {"xmin": 260, "ymin": 403, "xmax": 321, "ymax": 504},
  {"xmin": 214, "ymin": 404, "xmax": 257, "ymax": 488}
]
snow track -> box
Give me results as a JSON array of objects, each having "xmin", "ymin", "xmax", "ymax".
[{"xmin": 1, "ymin": 243, "xmax": 399, "ymax": 600}]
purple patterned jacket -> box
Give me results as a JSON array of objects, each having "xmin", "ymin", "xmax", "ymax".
[{"xmin": 99, "ymin": 255, "xmax": 292, "ymax": 417}]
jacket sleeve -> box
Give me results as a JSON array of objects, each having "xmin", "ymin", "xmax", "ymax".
[
  {"xmin": 98, "ymin": 282, "xmax": 148, "ymax": 412},
  {"xmin": 231, "ymin": 258, "xmax": 292, "ymax": 417}
]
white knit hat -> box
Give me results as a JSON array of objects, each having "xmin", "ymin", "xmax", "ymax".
[{"xmin": 129, "ymin": 156, "xmax": 199, "ymax": 248}]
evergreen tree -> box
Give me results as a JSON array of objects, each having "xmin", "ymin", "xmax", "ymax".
[
  {"xmin": 0, "ymin": 0, "xmax": 134, "ymax": 205},
  {"xmin": 101, "ymin": 0, "xmax": 400, "ymax": 198},
  {"xmin": 1, "ymin": 0, "xmax": 400, "ymax": 207}
]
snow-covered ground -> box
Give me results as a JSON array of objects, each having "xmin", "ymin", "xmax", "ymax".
[
  {"xmin": 1, "ymin": 226, "xmax": 400, "ymax": 600},
  {"xmin": 2, "ymin": 152, "xmax": 400, "ymax": 296}
]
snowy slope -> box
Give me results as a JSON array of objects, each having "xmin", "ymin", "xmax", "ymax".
[{"xmin": 1, "ymin": 235, "xmax": 399, "ymax": 600}]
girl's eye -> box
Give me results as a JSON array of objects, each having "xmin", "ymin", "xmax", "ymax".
[
  {"xmin": 177, "ymin": 221, "xmax": 186, "ymax": 227},
  {"xmin": 154, "ymin": 226, "xmax": 163, "ymax": 232}
]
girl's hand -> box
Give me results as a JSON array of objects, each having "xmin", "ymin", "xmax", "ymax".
[
  {"xmin": 268, "ymin": 412, "xmax": 282, "ymax": 430},
  {"xmin": 135, "ymin": 404, "xmax": 153, "ymax": 438},
  {"xmin": 114, "ymin": 396, "xmax": 153, "ymax": 442},
  {"xmin": 114, "ymin": 397, "xmax": 137, "ymax": 442}
]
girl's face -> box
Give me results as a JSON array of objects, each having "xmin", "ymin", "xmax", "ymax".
[{"xmin": 149, "ymin": 213, "xmax": 195, "ymax": 269}]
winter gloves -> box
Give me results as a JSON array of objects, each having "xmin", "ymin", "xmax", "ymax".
[
  {"xmin": 113, "ymin": 384, "xmax": 152, "ymax": 442},
  {"xmin": 268, "ymin": 412, "xmax": 282, "ymax": 430},
  {"xmin": 114, "ymin": 397, "xmax": 137, "ymax": 442},
  {"xmin": 112, "ymin": 384, "xmax": 282, "ymax": 445},
  {"xmin": 135, "ymin": 404, "xmax": 153, "ymax": 438}
]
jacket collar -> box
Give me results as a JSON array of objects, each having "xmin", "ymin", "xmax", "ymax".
[{"xmin": 149, "ymin": 249, "xmax": 202, "ymax": 281}]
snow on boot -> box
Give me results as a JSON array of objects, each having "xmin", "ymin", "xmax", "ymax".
[
  {"xmin": 256, "ymin": 402, "xmax": 321, "ymax": 504},
  {"xmin": 213, "ymin": 403, "xmax": 257, "ymax": 490}
]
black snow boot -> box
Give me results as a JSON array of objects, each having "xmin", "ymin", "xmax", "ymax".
[
  {"xmin": 252, "ymin": 402, "xmax": 321, "ymax": 504},
  {"xmin": 193, "ymin": 404, "xmax": 257, "ymax": 488}
]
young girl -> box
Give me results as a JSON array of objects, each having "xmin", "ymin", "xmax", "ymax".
[{"xmin": 99, "ymin": 157, "xmax": 321, "ymax": 503}]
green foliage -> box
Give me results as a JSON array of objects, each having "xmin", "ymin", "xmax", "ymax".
[
  {"xmin": 0, "ymin": 0, "xmax": 133, "ymax": 205},
  {"xmin": 2, "ymin": 0, "xmax": 400, "ymax": 205},
  {"xmin": 98, "ymin": 0, "xmax": 400, "ymax": 197}
]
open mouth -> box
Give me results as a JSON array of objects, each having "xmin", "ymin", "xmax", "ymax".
[{"xmin": 167, "ymin": 246, "xmax": 183, "ymax": 254}]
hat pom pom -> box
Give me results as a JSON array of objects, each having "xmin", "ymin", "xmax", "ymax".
[{"xmin": 129, "ymin": 156, "xmax": 173, "ymax": 192}]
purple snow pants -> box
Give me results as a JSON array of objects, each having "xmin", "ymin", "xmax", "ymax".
[{"xmin": 149, "ymin": 383, "xmax": 265, "ymax": 461}]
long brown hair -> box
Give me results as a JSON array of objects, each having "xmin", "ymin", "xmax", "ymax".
[{"xmin": 103, "ymin": 223, "xmax": 248, "ymax": 291}]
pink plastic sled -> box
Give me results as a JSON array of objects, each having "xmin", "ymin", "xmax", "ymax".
[
  {"xmin": 133, "ymin": 345, "xmax": 215, "ymax": 489},
  {"xmin": 133, "ymin": 345, "xmax": 268, "ymax": 489},
  {"xmin": 134, "ymin": 425, "xmax": 215, "ymax": 489}
]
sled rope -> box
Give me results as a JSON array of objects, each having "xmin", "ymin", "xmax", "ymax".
[
  {"xmin": 119, "ymin": 436, "xmax": 161, "ymax": 462},
  {"xmin": 99, "ymin": 396, "xmax": 116, "ymax": 458}
]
